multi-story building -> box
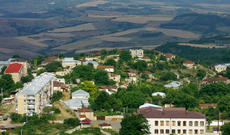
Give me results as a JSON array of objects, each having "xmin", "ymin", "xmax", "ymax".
[
  {"xmin": 139, "ymin": 107, "xmax": 206, "ymax": 135},
  {"xmin": 130, "ymin": 49, "xmax": 144, "ymax": 58},
  {"xmin": 16, "ymin": 73, "xmax": 56, "ymax": 115}
]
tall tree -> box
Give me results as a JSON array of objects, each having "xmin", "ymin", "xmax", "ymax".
[
  {"xmin": 221, "ymin": 122, "xmax": 230, "ymax": 135},
  {"xmin": 120, "ymin": 113, "xmax": 150, "ymax": 135}
]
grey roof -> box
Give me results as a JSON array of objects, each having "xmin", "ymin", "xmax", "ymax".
[
  {"xmin": 64, "ymin": 98, "xmax": 89, "ymax": 108},
  {"xmin": 164, "ymin": 81, "xmax": 182, "ymax": 89},
  {"xmin": 62, "ymin": 57, "xmax": 80, "ymax": 63},
  {"xmin": 17, "ymin": 73, "xmax": 56, "ymax": 95},
  {"xmin": 83, "ymin": 60, "xmax": 98, "ymax": 65},
  {"xmin": 72, "ymin": 89, "xmax": 89, "ymax": 97},
  {"xmin": 0, "ymin": 58, "xmax": 14, "ymax": 66}
]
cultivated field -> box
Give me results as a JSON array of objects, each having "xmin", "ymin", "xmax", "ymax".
[
  {"xmin": 76, "ymin": 0, "xmax": 108, "ymax": 8},
  {"xmin": 113, "ymin": 15, "xmax": 173, "ymax": 24},
  {"xmin": 49, "ymin": 23, "xmax": 96, "ymax": 33},
  {"xmin": 178, "ymin": 43, "xmax": 227, "ymax": 48}
]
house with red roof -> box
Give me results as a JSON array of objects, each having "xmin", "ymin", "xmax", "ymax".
[
  {"xmin": 5, "ymin": 63, "xmax": 24, "ymax": 83},
  {"xmin": 165, "ymin": 53, "xmax": 176, "ymax": 61},
  {"xmin": 183, "ymin": 61, "xmax": 195, "ymax": 69},
  {"xmin": 97, "ymin": 65, "xmax": 114, "ymax": 73}
]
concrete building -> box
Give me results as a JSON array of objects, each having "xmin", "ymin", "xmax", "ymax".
[
  {"xmin": 130, "ymin": 49, "xmax": 144, "ymax": 58},
  {"xmin": 62, "ymin": 57, "xmax": 81, "ymax": 68},
  {"xmin": 16, "ymin": 73, "xmax": 56, "ymax": 115},
  {"xmin": 214, "ymin": 64, "xmax": 227, "ymax": 73},
  {"xmin": 165, "ymin": 53, "xmax": 176, "ymax": 61},
  {"xmin": 63, "ymin": 89, "xmax": 90, "ymax": 110},
  {"xmin": 183, "ymin": 61, "xmax": 195, "ymax": 69},
  {"xmin": 97, "ymin": 65, "xmax": 114, "ymax": 73},
  {"xmin": 164, "ymin": 81, "xmax": 182, "ymax": 89},
  {"xmin": 5, "ymin": 63, "xmax": 24, "ymax": 83},
  {"xmin": 82, "ymin": 60, "xmax": 99, "ymax": 69},
  {"xmin": 139, "ymin": 107, "xmax": 206, "ymax": 135}
]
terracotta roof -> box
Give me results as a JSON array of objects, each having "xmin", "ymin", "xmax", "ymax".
[
  {"xmin": 203, "ymin": 77, "xmax": 228, "ymax": 83},
  {"xmin": 139, "ymin": 107, "xmax": 205, "ymax": 119},
  {"xmin": 128, "ymin": 69, "xmax": 138, "ymax": 74},
  {"xmin": 53, "ymin": 81, "xmax": 67, "ymax": 88},
  {"xmin": 165, "ymin": 53, "xmax": 175, "ymax": 58},
  {"xmin": 78, "ymin": 107, "xmax": 93, "ymax": 113},
  {"xmin": 81, "ymin": 118, "xmax": 91, "ymax": 124},
  {"xmin": 80, "ymin": 114, "xmax": 86, "ymax": 118},
  {"xmin": 99, "ymin": 86, "xmax": 117, "ymax": 90},
  {"xmin": 199, "ymin": 104, "xmax": 217, "ymax": 108},
  {"xmin": 5, "ymin": 63, "xmax": 23, "ymax": 73},
  {"xmin": 98, "ymin": 65, "xmax": 114, "ymax": 69},
  {"xmin": 184, "ymin": 61, "xmax": 194, "ymax": 64}
]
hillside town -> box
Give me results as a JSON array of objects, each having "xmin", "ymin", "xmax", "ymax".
[{"xmin": 0, "ymin": 48, "xmax": 230, "ymax": 135}]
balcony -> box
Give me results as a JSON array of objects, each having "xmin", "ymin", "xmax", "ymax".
[
  {"xmin": 27, "ymin": 96, "xmax": 35, "ymax": 100},
  {"xmin": 28, "ymin": 105, "xmax": 35, "ymax": 109}
]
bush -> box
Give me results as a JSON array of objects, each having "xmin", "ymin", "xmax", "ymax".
[
  {"xmin": 51, "ymin": 92, "xmax": 63, "ymax": 103},
  {"xmin": 64, "ymin": 118, "xmax": 80, "ymax": 127}
]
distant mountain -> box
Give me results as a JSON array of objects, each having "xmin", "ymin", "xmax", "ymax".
[{"xmin": 161, "ymin": 13, "xmax": 230, "ymax": 36}]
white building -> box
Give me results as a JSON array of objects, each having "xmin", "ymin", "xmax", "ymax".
[
  {"xmin": 130, "ymin": 49, "xmax": 144, "ymax": 58},
  {"xmin": 82, "ymin": 60, "xmax": 99, "ymax": 69},
  {"xmin": 16, "ymin": 73, "xmax": 56, "ymax": 115},
  {"xmin": 64, "ymin": 89, "xmax": 90, "ymax": 110},
  {"xmin": 97, "ymin": 65, "xmax": 114, "ymax": 73},
  {"xmin": 139, "ymin": 107, "xmax": 206, "ymax": 135},
  {"xmin": 152, "ymin": 92, "xmax": 166, "ymax": 98},
  {"xmin": 214, "ymin": 64, "xmax": 227, "ymax": 73},
  {"xmin": 164, "ymin": 81, "xmax": 182, "ymax": 89}
]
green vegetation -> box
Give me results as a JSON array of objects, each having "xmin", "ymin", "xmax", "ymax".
[
  {"xmin": 156, "ymin": 42, "xmax": 230, "ymax": 65},
  {"xmin": 64, "ymin": 118, "xmax": 80, "ymax": 127},
  {"xmin": 221, "ymin": 122, "xmax": 230, "ymax": 135},
  {"xmin": 51, "ymin": 91, "xmax": 63, "ymax": 103},
  {"xmin": 45, "ymin": 61, "xmax": 62, "ymax": 72},
  {"xmin": 120, "ymin": 113, "xmax": 150, "ymax": 135}
]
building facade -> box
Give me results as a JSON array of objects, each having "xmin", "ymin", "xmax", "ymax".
[
  {"xmin": 139, "ymin": 107, "xmax": 206, "ymax": 135},
  {"xmin": 130, "ymin": 49, "xmax": 144, "ymax": 58},
  {"xmin": 5, "ymin": 63, "xmax": 24, "ymax": 83},
  {"xmin": 16, "ymin": 73, "xmax": 56, "ymax": 115}
]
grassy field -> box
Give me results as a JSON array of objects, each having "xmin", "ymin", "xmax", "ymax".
[
  {"xmin": 49, "ymin": 23, "xmax": 96, "ymax": 33},
  {"xmin": 178, "ymin": 43, "xmax": 227, "ymax": 48},
  {"xmin": 76, "ymin": 0, "xmax": 108, "ymax": 8}
]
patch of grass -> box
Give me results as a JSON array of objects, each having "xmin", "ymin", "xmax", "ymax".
[{"xmin": 72, "ymin": 128, "xmax": 102, "ymax": 135}]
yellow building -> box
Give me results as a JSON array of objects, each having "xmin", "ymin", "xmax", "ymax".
[
  {"xmin": 4, "ymin": 63, "xmax": 24, "ymax": 83},
  {"xmin": 16, "ymin": 73, "xmax": 56, "ymax": 115}
]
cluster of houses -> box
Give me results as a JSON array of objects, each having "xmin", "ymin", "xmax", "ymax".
[{"xmin": 1, "ymin": 48, "xmax": 230, "ymax": 134}]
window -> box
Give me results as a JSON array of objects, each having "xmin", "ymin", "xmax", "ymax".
[
  {"xmin": 155, "ymin": 129, "xmax": 158, "ymax": 134},
  {"xmin": 189, "ymin": 129, "xmax": 193, "ymax": 134},
  {"xmin": 194, "ymin": 129, "xmax": 198, "ymax": 134},
  {"xmin": 172, "ymin": 121, "xmax": 176, "ymax": 126},
  {"xmin": 183, "ymin": 121, "xmax": 187, "ymax": 126},
  {"xmin": 189, "ymin": 121, "xmax": 193, "ymax": 126},
  {"xmin": 166, "ymin": 129, "xmax": 169, "ymax": 134},
  {"xmin": 172, "ymin": 129, "xmax": 175, "ymax": 134},
  {"xmin": 195, "ymin": 121, "xmax": 198, "ymax": 126},
  {"xmin": 177, "ymin": 121, "xmax": 181, "ymax": 126},
  {"xmin": 160, "ymin": 121, "xmax": 164, "ymax": 126},
  {"xmin": 155, "ymin": 121, "xmax": 159, "ymax": 126},
  {"xmin": 160, "ymin": 129, "xmax": 164, "ymax": 134},
  {"xmin": 166, "ymin": 121, "xmax": 169, "ymax": 126},
  {"xmin": 200, "ymin": 129, "xmax": 204, "ymax": 134},
  {"xmin": 183, "ymin": 130, "xmax": 186, "ymax": 134},
  {"xmin": 177, "ymin": 130, "xmax": 181, "ymax": 134},
  {"xmin": 200, "ymin": 121, "xmax": 204, "ymax": 126}
]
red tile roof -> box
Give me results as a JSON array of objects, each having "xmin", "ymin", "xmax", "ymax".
[
  {"xmin": 165, "ymin": 53, "xmax": 175, "ymax": 58},
  {"xmin": 199, "ymin": 104, "xmax": 217, "ymax": 108},
  {"xmin": 184, "ymin": 61, "xmax": 194, "ymax": 64},
  {"xmin": 5, "ymin": 63, "xmax": 23, "ymax": 73},
  {"xmin": 203, "ymin": 77, "xmax": 228, "ymax": 83},
  {"xmin": 139, "ymin": 107, "xmax": 205, "ymax": 119},
  {"xmin": 78, "ymin": 107, "xmax": 93, "ymax": 113},
  {"xmin": 98, "ymin": 65, "xmax": 114, "ymax": 69},
  {"xmin": 81, "ymin": 118, "xmax": 91, "ymax": 124}
]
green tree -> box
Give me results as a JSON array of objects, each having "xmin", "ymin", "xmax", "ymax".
[
  {"xmin": 64, "ymin": 118, "xmax": 80, "ymax": 127},
  {"xmin": 221, "ymin": 122, "xmax": 230, "ymax": 135},
  {"xmin": 119, "ymin": 50, "xmax": 132, "ymax": 63},
  {"xmin": 120, "ymin": 113, "xmax": 150, "ymax": 135},
  {"xmin": 94, "ymin": 69, "xmax": 109, "ymax": 85},
  {"xmin": 133, "ymin": 60, "xmax": 147, "ymax": 71},
  {"xmin": 197, "ymin": 69, "xmax": 206, "ymax": 80},
  {"xmin": 91, "ymin": 91, "xmax": 110, "ymax": 111},
  {"xmin": 104, "ymin": 58, "xmax": 116, "ymax": 67},
  {"xmin": 160, "ymin": 72, "xmax": 177, "ymax": 81},
  {"xmin": 72, "ymin": 65, "xmax": 94, "ymax": 81},
  {"xmin": 217, "ymin": 95, "xmax": 230, "ymax": 112},
  {"xmin": 45, "ymin": 61, "xmax": 62, "ymax": 72},
  {"xmin": 0, "ymin": 66, "xmax": 7, "ymax": 74},
  {"xmin": 51, "ymin": 91, "xmax": 63, "ymax": 103},
  {"xmin": 0, "ymin": 74, "xmax": 15, "ymax": 95}
]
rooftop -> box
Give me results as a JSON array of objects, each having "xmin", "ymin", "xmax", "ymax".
[
  {"xmin": 17, "ymin": 73, "xmax": 56, "ymax": 95},
  {"xmin": 5, "ymin": 63, "xmax": 23, "ymax": 73},
  {"xmin": 62, "ymin": 57, "xmax": 79, "ymax": 63},
  {"xmin": 97, "ymin": 65, "xmax": 114, "ymax": 69},
  {"xmin": 165, "ymin": 53, "xmax": 175, "ymax": 58},
  {"xmin": 139, "ymin": 107, "xmax": 205, "ymax": 119},
  {"xmin": 72, "ymin": 89, "xmax": 89, "ymax": 98},
  {"xmin": 184, "ymin": 61, "xmax": 194, "ymax": 64}
]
